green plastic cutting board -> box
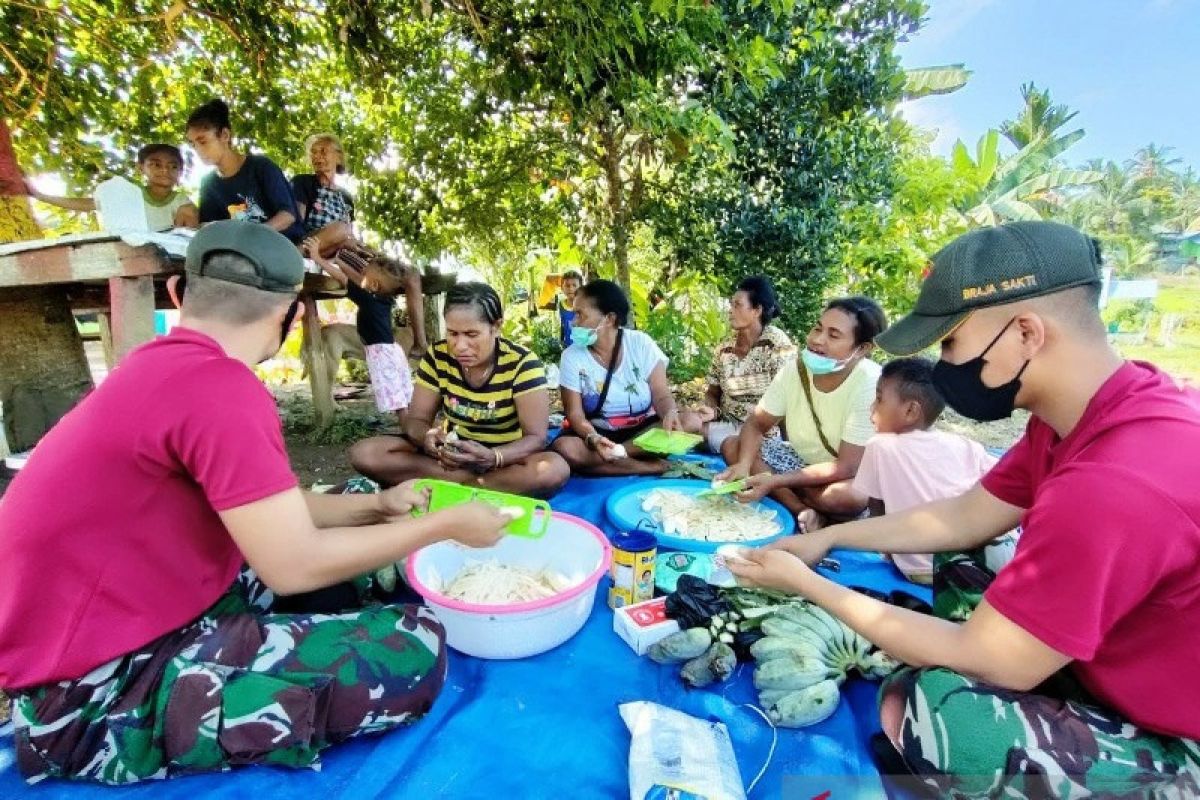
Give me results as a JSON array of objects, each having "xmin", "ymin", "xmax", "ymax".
[
  {"xmin": 412, "ymin": 479, "xmax": 551, "ymax": 538},
  {"xmin": 631, "ymin": 428, "xmax": 703, "ymax": 455}
]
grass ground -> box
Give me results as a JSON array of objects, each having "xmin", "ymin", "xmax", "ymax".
[{"xmin": 1107, "ymin": 274, "xmax": 1200, "ymax": 385}]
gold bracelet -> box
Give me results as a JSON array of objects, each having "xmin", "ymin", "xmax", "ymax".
[{"xmin": 494, "ymin": 448, "xmax": 504, "ymax": 470}]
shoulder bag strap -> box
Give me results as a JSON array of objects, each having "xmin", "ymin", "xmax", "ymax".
[
  {"xmin": 797, "ymin": 358, "xmax": 839, "ymax": 459},
  {"xmin": 586, "ymin": 327, "xmax": 624, "ymax": 419}
]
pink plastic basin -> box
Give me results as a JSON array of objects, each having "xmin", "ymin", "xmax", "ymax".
[{"xmin": 406, "ymin": 511, "xmax": 612, "ymax": 659}]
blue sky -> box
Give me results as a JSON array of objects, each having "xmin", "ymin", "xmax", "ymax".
[{"xmin": 897, "ymin": 0, "xmax": 1200, "ymax": 170}]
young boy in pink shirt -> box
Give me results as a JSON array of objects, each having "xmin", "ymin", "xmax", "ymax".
[{"xmin": 854, "ymin": 357, "xmax": 1010, "ymax": 584}]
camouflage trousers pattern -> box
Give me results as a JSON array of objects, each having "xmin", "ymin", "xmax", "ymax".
[
  {"xmin": 882, "ymin": 534, "xmax": 1200, "ymax": 798},
  {"xmin": 11, "ymin": 567, "xmax": 447, "ymax": 785}
]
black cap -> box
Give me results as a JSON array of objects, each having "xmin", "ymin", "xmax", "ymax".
[
  {"xmin": 877, "ymin": 221, "xmax": 1102, "ymax": 356},
  {"xmin": 184, "ymin": 220, "xmax": 303, "ymax": 294}
]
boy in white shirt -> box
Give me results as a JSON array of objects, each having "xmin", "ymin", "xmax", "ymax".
[{"xmin": 854, "ymin": 357, "xmax": 1009, "ymax": 585}]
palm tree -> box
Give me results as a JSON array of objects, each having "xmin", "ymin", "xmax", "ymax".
[
  {"xmin": 1166, "ymin": 168, "xmax": 1200, "ymax": 232},
  {"xmin": 1000, "ymin": 83, "xmax": 1081, "ymax": 150},
  {"xmin": 1130, "ymin": 144, "xmax": 1182, "ymax": 182},
  {"xmin": 1070, "ymin": 161, "xmax": 1144, "ymax": 234},
  {"xmin": 1105, "ymin": 235, "xmax": 1158, "ymax": 277}
]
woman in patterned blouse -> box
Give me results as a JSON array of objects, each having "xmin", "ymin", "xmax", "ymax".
[{"xmin": 697, "ymin": 276, "xmax": 796, "ymax": 453}]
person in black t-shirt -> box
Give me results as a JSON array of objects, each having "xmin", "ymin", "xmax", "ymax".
[{"xmin": 185, "ymin": 99, "xmax": 304, "ymax": 242}]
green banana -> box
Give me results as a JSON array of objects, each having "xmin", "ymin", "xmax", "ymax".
[
  {"xmin": 749, "ymin": 636, "xmax": 826, "ymax": 664},
  {"xmin": 768, "ymin": 680, "xmax": 842, "ymax": 728},
  {"xmin": 649, "ymin": 627, "xmax": 713, "ymax": 664},
  {"xmin": 753, "ymin": 655, "xmax": 830, "ymax": 691}
]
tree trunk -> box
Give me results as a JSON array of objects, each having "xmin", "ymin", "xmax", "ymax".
[
  {"xmin": 0, "ymin": 287, "xmax": 95, "ymax": 452},
  {"xmin": 599, "ymin": 120, "xmax": 631, "ymax": 294}
]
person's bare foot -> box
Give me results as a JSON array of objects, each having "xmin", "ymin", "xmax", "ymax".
[
  {"xmin": 796, "ymin": 507, "xmax": 826, "ymax": 534},
  {"xmin": 408, "ymin": 344, "xmax": 427, "ymax": 360}
]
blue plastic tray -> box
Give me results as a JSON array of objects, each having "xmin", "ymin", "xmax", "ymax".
[{"xmin": 605, "ymin": 478, "xmax": 795, "ymax": 553}]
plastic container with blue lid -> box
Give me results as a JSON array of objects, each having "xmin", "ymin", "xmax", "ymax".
[{"xmin": 609, "ymin": 528, "xmax": 658, "ymax": 608}]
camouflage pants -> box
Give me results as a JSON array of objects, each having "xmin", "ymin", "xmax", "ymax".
[
  {"xmin": 880, "ymin": 532, "xmax": 1200, "ymax": 798},
  {"xmin": 931, "ymin": 531, "xmax": 1019, "ymax": 623},
  {"xmin": 11, "ymin": 568, "xmax": 447, "ymax": 785},
  {"xmin": 880, "ymin": 668, "xmax": 1200, "ymax": 799}
]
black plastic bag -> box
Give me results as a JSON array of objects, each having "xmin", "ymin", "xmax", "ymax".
[
  {"xmin": 849, "ymin": 585, "xmax": 933, "ymax": 615},
  {"xmin": 664, "ymin": 575, "xmax": 732, "ymax": 630},
  {"xmin": 666, "ymin": 576, "xmax": 770, "ymax": 661},
  {"xmin": 730, "ymin": 628, "xmax": 765, "ymax": 661}
]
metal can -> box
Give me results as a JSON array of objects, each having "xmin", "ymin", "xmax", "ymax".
[{"xmin": 609, "ymin": 529, "xmax": 657, "ymax": 608}]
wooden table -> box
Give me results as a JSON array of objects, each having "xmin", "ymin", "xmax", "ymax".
[
  {"xmin": 0, "ymin": 232, "xmax": 175, "ymax": 362},
  {"xmin": 0, "ymin": 233, "xmax": 456, "ymax": 442},
  {"xmin": 0, "ymin": 234, "xmax": 175, "ymax": 450},
  {"xmin": 0, "ymin": 233, "xmax": 349, "ymax": 444}
]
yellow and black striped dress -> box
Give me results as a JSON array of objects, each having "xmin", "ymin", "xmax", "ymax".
[{"xmin": 414, "ymin": 338, "xmax": 547, "ymax": 445}]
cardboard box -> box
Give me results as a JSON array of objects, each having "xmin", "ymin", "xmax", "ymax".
[{"xmin": 613, "ymin": 596, "xmax": 681, "ymax": 656}]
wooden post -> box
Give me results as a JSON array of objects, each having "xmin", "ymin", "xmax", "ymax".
[
  {"xmin": 107, "ymin": 276, "xmax": 156, "ymax": 363},
  {"xmin": 301, "ymin": 295, "xmax": 336, "ymax": 430},
  {"xmin": 419, "ymin": 270, "xmax": 456, "ymax": 349},
  {"xmin": 97, "ymin": 313, "xmax": 116, "ymax": 369}
]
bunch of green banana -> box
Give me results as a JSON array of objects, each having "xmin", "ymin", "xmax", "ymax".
[{"xmin": 750, "ymin": 604, "xmax": 899, "ymax": 728}]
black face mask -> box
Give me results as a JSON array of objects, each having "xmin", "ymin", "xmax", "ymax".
[{"xmin": 932, "ymin": 317, "xmax": 1030, "ymax": 422}]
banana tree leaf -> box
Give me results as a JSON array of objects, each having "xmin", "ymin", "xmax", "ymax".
[
  {"xmin": 1002, "ymin": 168, "xmax": 1104, "ymax": 202},
  {"xmin": 951, "ymin": 139, "xmax": 976, "ymax": 177},
  {"xmin": 975, "ymin": 130, "xmax": 1000, "ymax": 186},
  {"xmin": 988, "ymin": 198, "xmax": 1041, "ymax": 221},
  {"xmin": 902, "ymin": 64, "xmax": 970, "ymax": 100},
  {"xmin": 992, "ymin": 130, "xmax": 1087, "ymax": 193},
  {"xmin": 966, "ymin": 204, "xmax": 999, "ymax": 227}
]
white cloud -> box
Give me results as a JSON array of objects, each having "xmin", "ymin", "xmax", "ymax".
[{"xmin": 897, "ymin": 100, "xmax": 966, "ymax": 157}]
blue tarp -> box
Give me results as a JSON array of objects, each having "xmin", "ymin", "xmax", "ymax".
[{"xmin": 0, "ymin": 465, "xmax": 928, "ymax": 799}]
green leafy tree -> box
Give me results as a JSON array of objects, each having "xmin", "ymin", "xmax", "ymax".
[
  {"xmin": 655, "ymin": 0, "xmax": 923, "ymax": 332},
  {"xmin": 1000, "ymin": 82, "xmax": 1080, "ymax": 149},
  {"xmin": 3, "ymin": 0, "xmax": 923, "ymax": 373},
  {"xmin": 1, "ymin": 1, "xmax": 330, "ymax": 184},
  {"xmin": 838, "ymin": 125, "xmax": 971, "ymax": 317}
]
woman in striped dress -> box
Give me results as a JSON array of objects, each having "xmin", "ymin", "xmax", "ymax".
[{"xmin": 348, "ymin": 282, "xmax": 570, "ymax": 499}]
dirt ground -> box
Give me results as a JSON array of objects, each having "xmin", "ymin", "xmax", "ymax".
[{"xmin": 287, "ymin": 432, "xmax": 356, "ymax": 488}]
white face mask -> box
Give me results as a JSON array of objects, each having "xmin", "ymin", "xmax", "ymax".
[{"xmin": 801, "ymin": 346, "xmax": 859, "ymax": 375}]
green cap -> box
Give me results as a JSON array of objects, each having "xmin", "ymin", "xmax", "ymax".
[
  {"xmin": 876, "ymin": 221, "xmax": 1102, "ymax": 356},
  {"xmin": 184, "ymin": 220, "xmax": 303, "ymax": 294}
]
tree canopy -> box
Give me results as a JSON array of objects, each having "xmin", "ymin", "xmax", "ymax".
[{"xmin": 2, "ymin": 0, "xmax": 921, "ymax": 335}]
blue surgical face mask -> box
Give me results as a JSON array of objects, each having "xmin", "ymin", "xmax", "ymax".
[
  {"xmin": 801, "ymin": 347, "xmax": 857, "ymax": 375},
  {"xmin": 570, "ymin": 325, "xmax": 599, "ymax": 348}
]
